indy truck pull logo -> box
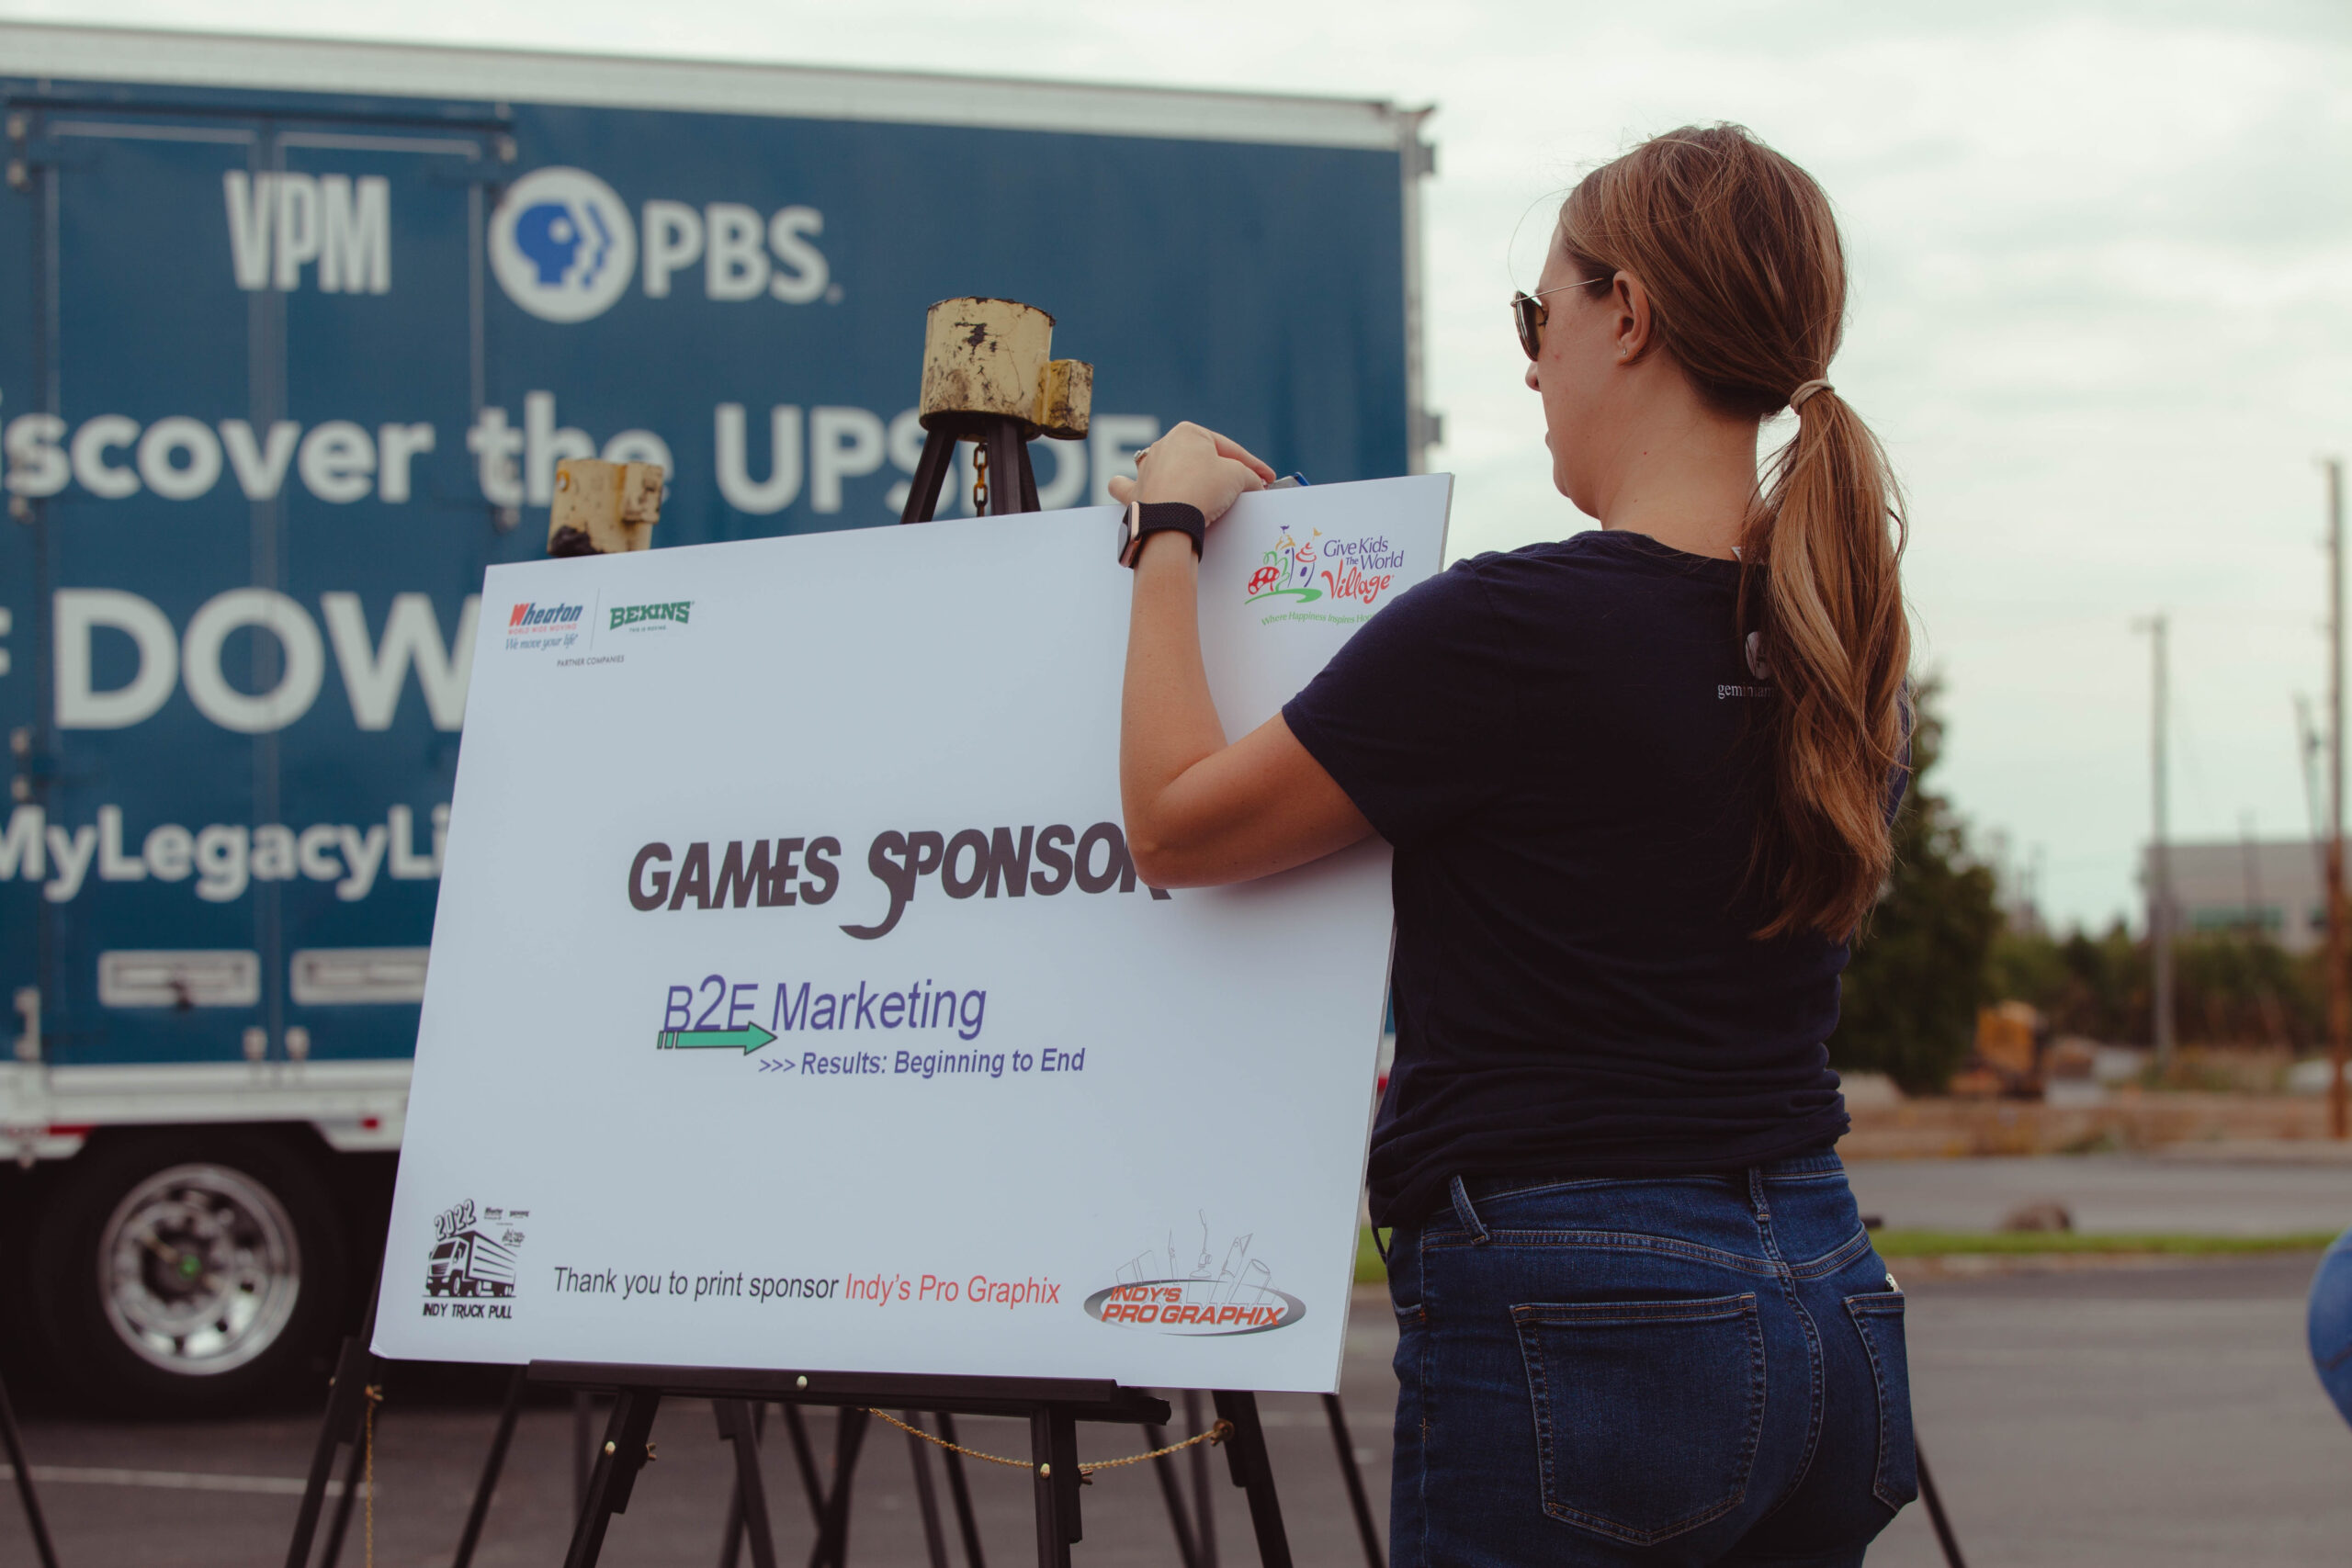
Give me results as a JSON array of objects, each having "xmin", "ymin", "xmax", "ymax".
[{"xmin": 423, "ymin": 1199, "xmax": 526, "ymax": 1307}]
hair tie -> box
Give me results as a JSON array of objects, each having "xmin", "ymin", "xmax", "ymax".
[{"xmin": 1789, "ymin": 379, "xmax": 1834, "ymax": 412}]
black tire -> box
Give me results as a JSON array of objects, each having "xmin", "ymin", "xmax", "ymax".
[{"xmin": 32, "ymin": 1131, "xmax": 347, "ymax": 1415}]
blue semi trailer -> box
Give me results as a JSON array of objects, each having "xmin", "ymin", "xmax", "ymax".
[{"xmin": 0, "ymin": 23, "xmax": 1431, "ymax": 1410}]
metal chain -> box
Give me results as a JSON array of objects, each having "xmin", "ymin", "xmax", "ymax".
[
  {"xmin": 970, "ymin": 442, "xmax": 989, "ymax": 514},
  {"xmin": 863, "ymin": 1408, "xmax": 1232, "ymax": 1477},
  {"xmin": 362, "ymin": 1382, "xmax": 385, "ymax": 1568}
]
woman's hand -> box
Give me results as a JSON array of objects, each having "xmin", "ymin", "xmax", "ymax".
[
  {"xmin": 1107, "ymin": 421, "xmax": 1275, "ymax": 522},
  {"xmin": 1114, "ymin": 420, "xmax": 1372, "ymax": 887}
]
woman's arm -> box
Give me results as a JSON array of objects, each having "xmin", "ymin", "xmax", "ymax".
[{"xmin": 1112, "ymin": 424, "xmax": 1374, "ymax": 889}]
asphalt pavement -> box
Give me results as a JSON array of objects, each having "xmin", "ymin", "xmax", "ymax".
[
  {"xmin": 6, "ymin": 1256, "xmax": 2349, "ymax": 1566},
  {"xmin": 1844, "ymin": 1153, "xmax": 2352, "ymax": 1236},
  {"xmin": 6, "ymin": 1154, "xmax": 2349, "ymax": 1567}
]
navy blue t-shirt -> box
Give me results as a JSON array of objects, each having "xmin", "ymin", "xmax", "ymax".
[{"xmin": 1283, "ymin": 529, "xmax": 1885, "ymax": 1226}]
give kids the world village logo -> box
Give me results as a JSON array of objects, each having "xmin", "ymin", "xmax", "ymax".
[{"xmin": 1245, "ymin": 526, "xmax": 1406, "ymax": 617}]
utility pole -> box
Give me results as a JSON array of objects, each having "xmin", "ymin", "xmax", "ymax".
[
  {"xmin": 2136, "ymin": 615, "xmax": 2176, "ymax": 1070},
  {"xmin": 2327, "ymin": 458, "xmax": 2349, "ymax": 1139}
]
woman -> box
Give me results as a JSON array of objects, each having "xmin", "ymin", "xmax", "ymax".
[{"xmin": 1110, "ymin": 123, "xmax": 1915, "ymax": 1566}]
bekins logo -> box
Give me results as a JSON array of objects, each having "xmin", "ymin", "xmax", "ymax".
[
  {"xmin": 489, "ymin": 168, "xmax": 637, "ymax": 322},
  {"xmin": 609, "ymin": 600, "xmax": 692, "ymax": 632},
  {"xmin": 1084, "ymin": 1219, "xmax": 1306, "ymax": 1337}
]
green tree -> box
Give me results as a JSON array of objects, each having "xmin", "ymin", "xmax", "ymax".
[
  {"xmin": 1829, "ymin": 677, "xmax": 2002, "ymax": 1093},
  {"xmin": 1989, "ymin": 920, "xmax": 2319, "ymax": 1048}
]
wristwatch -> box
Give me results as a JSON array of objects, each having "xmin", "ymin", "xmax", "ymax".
[{"xmin": 1117, "ymin": 502, "xmax": 1206, "ymax": 567}]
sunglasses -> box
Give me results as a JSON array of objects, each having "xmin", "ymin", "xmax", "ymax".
[{"xmin": 1510, "ymin": 275, "xmax": 1615, "ymax": 361}]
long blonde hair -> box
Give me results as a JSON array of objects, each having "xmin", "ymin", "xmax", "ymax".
[{"xmin": 1557, "ymin": 124, "xmax": 1910, "ymax": 940}]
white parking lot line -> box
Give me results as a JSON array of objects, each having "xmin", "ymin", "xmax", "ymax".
[{"xmin": 0, "ymin": 1462, "xmax": 356, "ymax": 1498}]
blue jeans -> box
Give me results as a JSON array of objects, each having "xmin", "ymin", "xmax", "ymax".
[
  {"xmin": 1386, "ymin": 1153, "xmax": 1915, "ymax": 1567},
  {"xmin": 2312, "ymin": 1226, "xmax": 2352, "ymax": 1427}
]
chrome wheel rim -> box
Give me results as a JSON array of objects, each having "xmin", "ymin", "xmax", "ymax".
[{"xmin": 98, "ymin": 1163, "xmax": 301, "ymax": 1377}]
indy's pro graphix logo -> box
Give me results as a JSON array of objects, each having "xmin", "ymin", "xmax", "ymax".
[
  {"xmin": 489, "ymin": 167, "xmax": 637, "ymax": 322},
  {"xmin": 421, "ymin": 1199, "xmax": 526, "ymax": 1319},
  {"xmin": 1245, "ymin": 525, "xmax": 1404, "ymax": 610},
  {"xmin": 1083, "ymin": 1215, "xmax": 1305, "ymax": 1337}
]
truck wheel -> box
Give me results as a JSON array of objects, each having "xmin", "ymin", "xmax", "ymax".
[{"xmin": 33, "ymin": 1134, "xmax": 346, "ymax": 1413}]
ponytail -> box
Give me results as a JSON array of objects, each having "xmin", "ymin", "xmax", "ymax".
[
  {"xmin": 1739, "ymin": 384, "xmax": 1910, "ymax": 939},
  {"xmin": 1558, "ymin": 124, "xmax": 1910, "ymax": 940}
]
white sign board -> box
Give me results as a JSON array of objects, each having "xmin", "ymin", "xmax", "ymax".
[{"xmin": 375, "ymin": 475, "xmax": 1452, "ymax": 1393}]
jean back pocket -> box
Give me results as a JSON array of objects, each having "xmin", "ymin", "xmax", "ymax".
[
  {"xmin": 1511, "ymin": 1292, "xmax": 1765, "ymax": 1547},
  {"xmin": 1844, "ymin": 1291, "xmax": 1919, "ymax": 1510}
]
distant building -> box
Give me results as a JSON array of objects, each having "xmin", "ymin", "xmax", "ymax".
[{"xmin": 2144, "ymin": 838, "xmax": 2328, "ymax": 954}]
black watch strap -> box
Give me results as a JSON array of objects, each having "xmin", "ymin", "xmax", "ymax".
[{"xmin": 1120, "ymin": 502, "xmax": 1206, "ymax": 567}]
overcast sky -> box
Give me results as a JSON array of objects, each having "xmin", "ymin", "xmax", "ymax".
[{"xmin": 9, "ymin": 0, "xmax": 2346, "ymax": 933}]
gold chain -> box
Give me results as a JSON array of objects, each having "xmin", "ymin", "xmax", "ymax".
[
  {"xmin": 863, "ymin": 1408, "xmax": 1232, "ymax": 1477},
  {"xmin": 362, "ymin": 1382, "xmax": 385, "ymax": 1568},
  {"xmin": 970, "ymin": 443, "xmax": 989, "ymax": 514}
]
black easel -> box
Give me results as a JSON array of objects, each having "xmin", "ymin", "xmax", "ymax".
[
  {"xmin": 898, "ymin": 410, "xmax": 1041, "ymax": 525},
  {"xmin": 0, "ymin": 1364, "xmax": 62, "ymax": 1568},
  {"xmin": 1916, "ymin": 1450, "xmax": 1966, "ymax": 1568},
  {"xmin": 1859, "ymin": 1219, "xmax": 1964, "ymax": 1568},
  {"xmin": 284, "ymin": 1271, "xmax": 384, "ymax": 1568},
  {"xmin": 535, "ymin": 1360, "xmax": 1295, "ymax": 1568}
]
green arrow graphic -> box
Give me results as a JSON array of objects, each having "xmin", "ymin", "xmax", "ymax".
[{"xmin": 657, "ymin": 1022, "xmax": 778, "ymax": 1055}]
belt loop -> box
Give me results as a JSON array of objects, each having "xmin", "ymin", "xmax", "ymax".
[{"xmin": 1449, "ymin": 1175, "xmax": 1491, "ymax": 1244}]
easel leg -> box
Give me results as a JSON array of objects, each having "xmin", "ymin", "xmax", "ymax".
[
  {"xmin": 0, "ymin": 1365, "xmax": 61, "ymax": 1568},
  {"xmin": 933, "ymin": 1413, "xmax": 988, "ymax": 1568},
  {"xmin": 717, "ymin": 1403, "xmax": 769, "ymax": 1568},
  {"xmin": 983, "ymin": 422, "xmax": 1030, "ymax": 518},
  {"xmin": 1143, "ymin": 1420, "xmax": 1200, "ymax": 1568},
  {"xmin": 1917, "ymin": 1447, "xmax": 1967, "ymax": 1568},
  {"xmin": 1184, "ymin": 1392, "xmax": 1218, "ymax": 1568},
  {"xmin": 715, "ymin": 1399, "xmax": 779, "ymax": 1568},
  {"xmin": 561, "ymin": 1388, "xmax": 662, "ymax": 1568},
  {"xmin": 807, "ymin": 1405, "xmax": 869, "ymax": 1568},
  {"xmin": 317, "ymin": 1395, "xmax": 375, "ymax": 1568},
  {"xmin": 1027, "ymin": 1406, "xmax": 1080, "ymax": 1568},
  {"xmin": 1211, "ymin": 1392, "xmax": 1292, "ymax": 1568},
  {"xmin": 899, "ymin": 1410, "xmax": 951, "ymax": 1568},
  {"xmin": 899, "ymin": 425, "xmax": 961, "ymax": 525},
  {"xmin": 1319, "ymin": 1393, "xmax": 1383, "ymax": 1568},
  {"xmin": 780, "ymin": 1404, "xmax": 826, "ymax": 1517},
  {"xmin": 1012, "ymin": 437, "xmax": 1041, "ymax": 513},
  {"xmin": 284, "ymin": 1334, "xmax": 376, "ymax": 1568},
  {"xmin": 573, "ymin": 1391, "xmax": 595, "ymax": 1513},
  {"xmin": 451, "ymin": 1367, "xmax": 526, "ymax": 1568}
]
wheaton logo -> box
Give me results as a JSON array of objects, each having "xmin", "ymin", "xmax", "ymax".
[
  {"xmin": 610, "ymin": 600, "xmax": 692, "ymax": 631},
  {"xmin": 508, "ymin": 602, "xmax": 585, "ymax": 630}
]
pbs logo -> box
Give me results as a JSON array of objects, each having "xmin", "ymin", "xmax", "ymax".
[{"xmin": 489, "ymin": 167, "xmax": 637, "ymax": 322}]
